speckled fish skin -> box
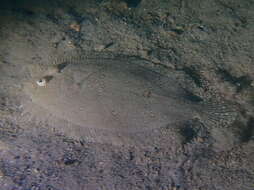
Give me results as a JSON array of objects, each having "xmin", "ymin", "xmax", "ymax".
[{"xmin": 23, "ymin": 57, "xmax": 237, "ymax": 145}]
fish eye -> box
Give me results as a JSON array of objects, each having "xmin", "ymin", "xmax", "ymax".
[{"xmin": 36, "ymin": 78, "xmax": 46, "ymax": 87}]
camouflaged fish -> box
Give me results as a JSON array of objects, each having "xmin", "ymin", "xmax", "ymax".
[{"xmin": 22, "ymin": 51, "xmax": 237, "ymax": 146}]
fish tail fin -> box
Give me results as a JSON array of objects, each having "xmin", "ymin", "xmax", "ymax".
[{"xmin": 195, "ymin": 100, "xmax": 237, "ymax": 128}]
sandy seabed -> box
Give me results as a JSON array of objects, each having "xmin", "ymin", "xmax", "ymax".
[{"xmin": 0, "ymin": 0, "xmax": 253, "ymax": 190}]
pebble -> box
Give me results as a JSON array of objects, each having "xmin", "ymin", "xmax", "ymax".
[
  {"xmin": 196, "ymin": 137, "xmax": 204, "ymax": 143},
  {"xmin": 70, "ymin": 23, "xmax": 81, "ymax": 32},
  {"xmin": 94, "ymin": 44, "xmax": 106, "ymax": 51},
  {"xmin": 0, "ymin": 140, "xmax": 9, "ymax": 151},
  {"xmin": 94, "ymin": 42, "xmax": 114, "ymax": 51},
  {"xmin": 0, "ymin": 169, "xmax": 4, "ymax": 178}
]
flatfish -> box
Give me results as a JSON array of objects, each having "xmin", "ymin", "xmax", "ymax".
[{"xmin": 22, "ymin": 53, "xmax": 237, "ymax": 145}]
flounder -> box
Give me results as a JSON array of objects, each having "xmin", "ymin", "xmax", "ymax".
[{"xmin": 22, "ymin": 53, "xmax": 237, "ymax": 146}]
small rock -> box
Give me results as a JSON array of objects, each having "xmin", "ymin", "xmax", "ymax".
[
  {"xmin": 94, "ymin": 42, "xmax": 114, "ymax": 51},
  {"xmin": 196, "ymin": 137, "xmax": 204, "ymax": 143},
  {"xmin": 55, "ymin": 159, "xmax": 65, "ymax": 168},
  {"xmin": 0, "ymin": 169, "xmax": 4, "ymax": 178},
  {"xmin": 70, "ymin": 23, "xmax": 81, "ymax": 32},
  {"xmin": 143, "ymin": 90, "xmax": 151, "ymax": 98},
  {"xmin": 33, "ymin": 168, "xmax": 40, "ymax": 174},
  {"xmin": 67, "ymin": 41, "xmax": 75, "ymax": 48},
  {"xmin": 0, "ymin": 140, "xmax": 9, "ymax": 151},
  {"xmin": 94, "ymin": 44, "xmax": 106, "ymax": 51},
  {"xmin": 31, "ymin": 185, "xmax": 40, "ymax": 190}
]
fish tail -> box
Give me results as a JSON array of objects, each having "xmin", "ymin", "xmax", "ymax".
[{"xmin": 195, "ymin": 100, "xmax": 237, "ymax": 128}]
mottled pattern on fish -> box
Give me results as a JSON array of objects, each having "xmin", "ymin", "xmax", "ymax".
[{"xmin": 22, "ymin": 51, "xmax": 237, "ymax": 145}]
